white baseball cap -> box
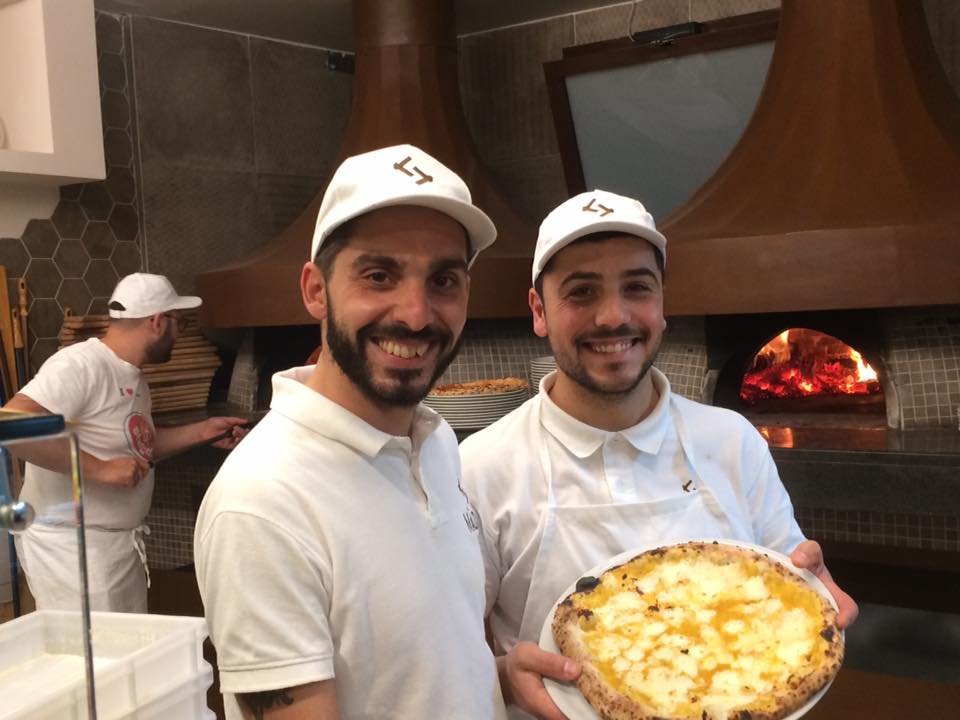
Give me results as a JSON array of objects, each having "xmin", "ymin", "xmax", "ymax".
[
  {"xmin": 311, "ymin": 144, "xmax": 497, "ymax": 266},
  {"xmin": 532, "ymin": 190, "xmax": 667, "ymax": 284},
  {"xmin": 108, "ymin": 273, "xmax": 201, "ymax": 319}
]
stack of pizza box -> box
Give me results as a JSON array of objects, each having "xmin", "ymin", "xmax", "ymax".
[{"xmin": 58, "ymin": 310, "xmax": 221, "ymax": 413}]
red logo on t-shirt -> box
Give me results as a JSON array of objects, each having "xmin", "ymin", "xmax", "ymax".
[{"xmin": 125, "ymin": 412, "xmax": 155, "ymax": 461}]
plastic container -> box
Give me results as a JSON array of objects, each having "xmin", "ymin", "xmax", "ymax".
[
  {"xmin": 115, "ymin": 665, "xmax": 214, "ymax": 720},
  {"xmin": 0, "ymin": 610, "xmax": 212, "ymax": 720}
]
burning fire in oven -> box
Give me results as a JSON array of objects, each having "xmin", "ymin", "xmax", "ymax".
[{"xmin": 740, "ymin": 328, "xmax": 880, "ymax": 404}]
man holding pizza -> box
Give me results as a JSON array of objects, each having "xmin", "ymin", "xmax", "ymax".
[{"xmin": 459, "ymin": 189, "xmax": 859, "ymax": 720}]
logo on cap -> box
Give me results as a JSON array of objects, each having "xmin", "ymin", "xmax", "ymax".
[
  {"xmin": 582, "ymin": 197, "xmax": 613, "ymax": 216},
  {"xmin": 393, "ymin": 155, "xmax": 434, "ymax": 185}
]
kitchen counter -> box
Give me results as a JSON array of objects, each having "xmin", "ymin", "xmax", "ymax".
[{"xmin": 807, "ymin": 667, "xmax": 960, "ymax": 719}]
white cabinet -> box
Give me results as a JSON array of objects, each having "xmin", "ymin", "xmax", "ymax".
[{"xmin": 0, "ymin": 0, "xmax": 104, "ymax": 183}]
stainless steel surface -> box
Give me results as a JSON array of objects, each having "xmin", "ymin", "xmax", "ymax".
[{"xmin": 0, "ymin": 499, "xmax": 34, "ymax": 531}]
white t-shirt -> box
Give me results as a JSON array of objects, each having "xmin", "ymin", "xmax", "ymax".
[
  {"xmin": 194, "ymin": 366, "xmax": 506, "ymax": 720},
  {"xmin": 459, "ymin": 369, "xmax": 806, "ymax": 652},
  {"xmin": 18, "ymin": 338, "xmax": 155, "ymax": 529}
]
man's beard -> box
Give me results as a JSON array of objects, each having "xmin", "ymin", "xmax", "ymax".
[
  {"xmin": 551, "ymin": 325, "xmax": 661, "ymax": 397},
  {"xmin": 324, "ymin": 297, "xmax": 461, "ymax": 407},
  {"xmin": 144, "ymin": 328, "xmax": 175, "ymax": 364}
]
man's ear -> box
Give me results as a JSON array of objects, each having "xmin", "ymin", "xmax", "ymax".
[
  {"xmin": 301, "ymin": 261, "xmax": 328, "ymax": 321},
  {"xmin": 529, "ymin": 287, "xmax": 548, "ymax": 338},
  {"xmin": 147, "ymin": 313, "xmax": 165, "ymax": 336}
]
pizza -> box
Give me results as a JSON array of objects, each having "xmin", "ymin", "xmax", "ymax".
[
  {"xmin": 552, "ymin": 542, "xmax": 843, "ymax": 720},
  {"xmin": 429, "ymin": 377, "xmax": 527, "ymax": 396}
]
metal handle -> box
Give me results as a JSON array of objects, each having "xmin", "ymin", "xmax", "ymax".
[{"xmin": 0, "ymin": 499, "xmax": 34, "ymax": 531}]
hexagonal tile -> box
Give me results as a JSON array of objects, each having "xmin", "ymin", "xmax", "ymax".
[
  {"xmin": 99, "ymin": 52, "xmax": 126, "ymax": 92},
  {"xmin": 51, "ymin": 201, "xmax": 88, "ymax": 240},
  {"xmin": 95, "ymin": 13, "xmax": 123, "ymax": 55},
  {"xmin": 0, "ymin": 237, "xmax": 30, "ymax": 277},
  {"xmin": 60, "ymin": 184, "xmax": 83, "ymax": 201},
  {"xmin": 25, "ymin": 259, "xmax": 61, "ymax": 298},
  {"xmin": 104, "ymin": 128, "xmax": 133, "ymax": 167},
  {"xmin": 28, "ymin": 297, "xmax": 62, "ymax": 339},
  {"xmin": 109, "ymin": 204, "xmax": 139, "ymax": 243},
  {"xmin": 101, "ymin": 90, "xmax": 130, "ymax": 129},
  {"xmin": 80, "ymin": 182, "xmax": 112, "ymax": 221},
  {"xmin": 111, "ymin": 241, "xmax": 142, "ymax": 276},
  {"xmin": 106, "ymin": 167, "xmax": 135, "ymax": 204},
  {"xmin": 88, "ymin": 296, "xmax": 110, "ymax": 315},
  {"xmin": 84, "ymin": 259, "xmax": 119, "ymax": 297},
  {"xmin": 53, "ymin": 239, "xmax": 90, "ymax": 278},
  {"xmin": 56, "ymin": 278, "xmax": 93, "ymax": 317},
  {"xmin": 30, "ymin": 338, "xmax": 60, "ymax": 373},
  {"xmin": 22, "ymin": 219, "xmax": 59, "ymax": 258},
  {"xmin": 81, "ymin": 222, "xmax": 117, "ymax": 259}
]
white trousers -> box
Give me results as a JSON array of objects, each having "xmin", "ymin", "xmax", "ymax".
[{"xmin": 15, "ymin": 524, "xmax": 150, "ymax": 613}]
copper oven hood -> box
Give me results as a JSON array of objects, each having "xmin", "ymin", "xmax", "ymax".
[
  {"xmin": 197, "ymin": 0, "xmax": 535, "ymax": 328},
  {"xmin": 661, "ymin": 0, "xmax": 960, "ymax": 316}
]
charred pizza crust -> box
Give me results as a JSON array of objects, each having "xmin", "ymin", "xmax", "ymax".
[{"xmin": 553, "ymin": 542, "xmax": 843, "ymax": 720}]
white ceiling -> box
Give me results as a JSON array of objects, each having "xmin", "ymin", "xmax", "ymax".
[{"xmin": 93, "ymin": 0, "xmax": 628, "ymax": 50}]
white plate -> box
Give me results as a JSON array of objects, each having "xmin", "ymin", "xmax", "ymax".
[{"xmin": 539, "ymin": 538, "xmax": 841, "ymax": 720}]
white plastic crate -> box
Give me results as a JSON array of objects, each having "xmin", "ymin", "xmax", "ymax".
[
  {"xmin": 0, "ymin": 610, "xmax": 212, "ymax": 720},
  {"xmin": 115, "ymin": 665, "xmax": 214, "ymax": 720}
]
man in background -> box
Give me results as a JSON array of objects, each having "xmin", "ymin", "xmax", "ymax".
[{"xmin": 6, "ymin": 272, "xmax": 249, "ymax": 612}]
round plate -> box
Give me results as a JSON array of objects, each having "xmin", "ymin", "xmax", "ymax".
[{"xmin": 539, "ymin": 538, "xmax": 841, "ymax": 720}]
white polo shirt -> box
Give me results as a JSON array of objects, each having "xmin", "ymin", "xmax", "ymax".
[
  {"xmin": 195, "ymin": 366, "xmax": 506, "ymax": 720},
  {"xmin": 459, "ymin": 369, "xmax": 805, "ymax": 652}
]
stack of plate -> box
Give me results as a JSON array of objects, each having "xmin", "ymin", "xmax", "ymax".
[
  {"xmin": 424, "ymin": 385, "xmax": 528, "ymax": 430},
  {"xmin": 528, "ymin": 356, "xmax": 557, "ymax": 393}
]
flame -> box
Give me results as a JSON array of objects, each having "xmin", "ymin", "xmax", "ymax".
[{"xmin": 740, "ymin": 328, "xmax": 881, "ymax": 404}]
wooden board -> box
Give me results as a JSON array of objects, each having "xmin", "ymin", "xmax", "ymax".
[
  {"xmin": 57, "ymin": 311, "xmax": 222, "ymax": 411},
  {"xmin": 0, "ymin": 267, "xmax": 18, "ymax": 393}
]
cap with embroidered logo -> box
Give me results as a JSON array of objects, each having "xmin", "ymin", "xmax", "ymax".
[
  {"xmin": 311, "ymin": 144, "xmax": 497, "ymax": 266},
  {"xmin": 108, "ymin": 273, "xmax": 201, "ymax": 319},
  {"xmin": 532, "ymin": 189, "xmax": 667, "ymax": 284}
]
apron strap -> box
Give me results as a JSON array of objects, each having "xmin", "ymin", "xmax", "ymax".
[{"xmin": 131, "ymin": 525, "xmax": 151, "ymax": 589}]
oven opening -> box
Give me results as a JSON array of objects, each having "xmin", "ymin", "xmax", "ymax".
[{"xmin": 740, "ymin": 328, "xmax": 882, "ymax": 412}]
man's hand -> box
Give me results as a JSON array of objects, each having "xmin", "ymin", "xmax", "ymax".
[
  {"xmin": 89, "ymin": 455, "xmax": 151, "ymax": 487},
  {"xmin": 498, "ymin": 642, "xmax": 580, "ymax": 720},
  {"xmin": 200, "ymin": 417, "xmax": 251, "ymax": 449},
  {"xmin": 790, "ymin": 539, "xmax": 859, "ymax": 628}
]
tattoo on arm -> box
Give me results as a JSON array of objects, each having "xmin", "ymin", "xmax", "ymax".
[{"xmin": 241, "ymin": 689, "xmax": 295, "ymax": 720}]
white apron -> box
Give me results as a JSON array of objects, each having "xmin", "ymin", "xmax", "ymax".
[
  {"xmin": 509, "ymin": 398, "xmax": 743, "ymax": 719},
  {"xmin": 15, "ymin": 523, "xmax": 150, "ymax": 613}
]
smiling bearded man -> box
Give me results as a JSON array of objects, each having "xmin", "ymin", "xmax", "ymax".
[
  {"xmin": 458, "ymin": 189, "xmax": 859, "ymax": 720},
  {"xmin": 194, "ymin": 145, "xmax": 508, "ymax": 720},
  {"xmin": 324, "ymin": 290, "xmax": 460, "ymax": 407}
]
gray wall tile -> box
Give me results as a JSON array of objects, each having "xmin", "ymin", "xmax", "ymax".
[
  {"xmin": 250, "ymin": 38, "xmax": 352, "ymax": 177},
  {"xmin": 140, "ymin": 161, "xmax": 259, "ymax": 292},
  {"xmin": 133, "ymin": 17, "xmax": 254, "ymax": 170},
  {"xmin": 575, "ymin": 0, "xmax": 687, "ymax": 45},
  {"xmin": 689, "ymin": 0, "xmax": 781, "ymax": 23},
  {"xmin": 459, "ymin": 16, "xmax": 574, "ymax": 162}
]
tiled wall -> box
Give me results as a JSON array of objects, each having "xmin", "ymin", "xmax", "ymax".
[
  {"xmin": 0, "ymin": 14, "xmax": 144, "ymax": 371},
  {"xmin": 796, "ymin": 508, "xmax": 959, "ymax": 553},
  {"xmin": 130, "ymin": 17, "xmax": 351, "ymax": 294},
  {"xmin": 882, "ymin": 308, "xmax": 960, "ymax": 429}
]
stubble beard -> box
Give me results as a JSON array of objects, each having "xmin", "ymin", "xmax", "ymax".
[
  {"xmin": 551, "ymin": 327, "xmax": 662, "ymax": 398},
  {"xmin": 144, "ymin": 328, "xmax": 175, "ymax": 364},
  {"xmin": 324, "ymin": 297, "xmax": 462, "ymax": 408}
]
